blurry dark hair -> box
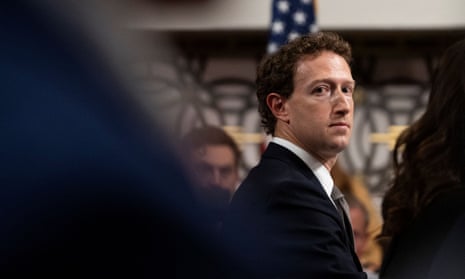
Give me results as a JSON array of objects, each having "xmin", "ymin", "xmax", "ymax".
[
  {"xmin": 256, "ymin": 31, "xmax": 352, "ymax": 135},
  {"xmin": 181, "ymin": 125, "xmax": 241, "ymax": 167},
  {"xmin": 379, "ymin": 38, "xmax": 465, "ymax": 247}
]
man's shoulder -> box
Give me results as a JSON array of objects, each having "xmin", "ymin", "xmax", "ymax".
[{"xmin": 237, "ymin": 157, "xmax": 308, "ymax": 195}]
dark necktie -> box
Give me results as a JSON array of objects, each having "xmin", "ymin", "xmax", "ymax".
[{"xmin": 331, "ymin": 186, "xmax": 354, "ymax": 244}]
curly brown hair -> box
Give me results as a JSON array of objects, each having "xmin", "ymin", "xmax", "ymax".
[
  {"xmin": 379, "ymin": 38, "xmax": 465, "ymax": 247},
  {"xmin": 256, "ymin": 31, "xmax": 353, "ymax": 135}
]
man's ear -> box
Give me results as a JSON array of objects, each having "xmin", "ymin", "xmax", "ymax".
[{"xmin": 266, "ymin": 93, "xmax": 289, "ymax": 122}]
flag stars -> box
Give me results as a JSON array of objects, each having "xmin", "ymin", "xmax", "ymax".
[
  {"xmin": 272, "ymin": 20, "xmax": 285, "ymax": 34},
  {"xmin": 268, "ymin": 0, "xmax": 317, "ymax": 53},
  {"xmin": 293, "ymin": 10, "xmax": 307, "ymax": 25},
  {"xmin": 277, "ymin": 0, "xmax": 290, "ymax": 13},
  {"xmin": 309, "ymin": 23, "xmax": 319, "ymax": 33},
  {"xmin": 288, "ymin": 31, "xmax": 300, "ymax": 41},
  {"xmin": 268, "ymin": 43, "xmax": 279, "ymax": 54}
]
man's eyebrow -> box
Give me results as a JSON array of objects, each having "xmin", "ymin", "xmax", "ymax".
[{"xmin": 310, "ymin": 78, "xmax": 356, "ymax": 86}]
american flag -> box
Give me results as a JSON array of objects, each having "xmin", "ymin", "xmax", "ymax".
[{"xmin": 267, "ymin": 0, "xmax": 318, "ymax": 53}]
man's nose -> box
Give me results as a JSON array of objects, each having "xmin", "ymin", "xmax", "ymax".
[{"xmin": 332, "ymin": 89, "xmax": 351, "ymax": 115}]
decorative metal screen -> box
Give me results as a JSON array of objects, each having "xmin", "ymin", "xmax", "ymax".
[{"xmin": 132, "ymin": 51, "xmax": 433, "ymax": 197}]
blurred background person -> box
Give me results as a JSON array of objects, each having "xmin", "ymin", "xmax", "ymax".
[
  {"xmin": 331, "ymin": 162, "xmax": 383, "ymax": 272},
  {"xmin": 345, "ymin": 194, "xmax": 379, "ymax": 279},
  {"xmin": 379, "ymin": 38, "xmax": 465, "ymax": 279},
  {"xmin": 180, "ymin": 125, "xmax": 241, "ymax": 231}
]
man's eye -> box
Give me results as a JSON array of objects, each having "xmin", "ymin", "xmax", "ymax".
[
  {"xmin": 342, "ymin": 86, "xmax": 354, "ymax": 94},
  {"xmin": 220, "ymin": 167, "xmax": 233, "ymax": 178},
  {"xmin": 313, "ymin": 86, "xmax": 328, "ymax": 94}
]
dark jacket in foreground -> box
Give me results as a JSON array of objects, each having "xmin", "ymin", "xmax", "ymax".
[{"xmin": 222, "ymin": 143, "xmax": 366, "ymax": 278}]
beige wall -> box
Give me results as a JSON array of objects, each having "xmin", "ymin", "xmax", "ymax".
[{"xmin": 127, "ymin": 0, "xmax": 465, "ymax": 31}]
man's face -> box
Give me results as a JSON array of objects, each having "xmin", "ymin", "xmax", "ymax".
[
  {"xmin": 190, "ymin": 144, "xmax": 239, "ymax": 202},
  {"xmin": 284, "ymin": 51, "xmax": 354, "ymax": 161}
]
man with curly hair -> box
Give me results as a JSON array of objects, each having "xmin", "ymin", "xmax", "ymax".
[{"xmin": 222, "ymin": 32, "xmax": 366, "ymax": 278}]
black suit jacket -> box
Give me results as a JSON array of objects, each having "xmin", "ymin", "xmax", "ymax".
[
  {"xmin": 222, "ymin": 143, "xmax": 366, "ymax": 278},
  {"xmin": 380, "ymin": 187, "xmax": 465, "ymax": 279}
]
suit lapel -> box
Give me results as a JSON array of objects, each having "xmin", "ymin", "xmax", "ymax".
[{"xmin": 264, "ymin": 143, "xmax": 362, "ymax": 270}]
